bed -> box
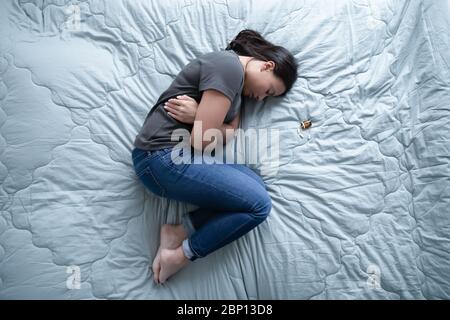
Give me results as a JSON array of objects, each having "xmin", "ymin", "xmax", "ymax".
[{"xmin": 0, "ymin": 0, "xmax": 449, "ymax": 299}]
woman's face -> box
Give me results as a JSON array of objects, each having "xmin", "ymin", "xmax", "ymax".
[{"xmin": 241, "ymin": 58, "xmax": 286, "ymax": 102}]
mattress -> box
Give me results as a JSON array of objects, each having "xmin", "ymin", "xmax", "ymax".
[{"xmin": 0, "ymin": 0, "xmax": 449, "ymax": 299}]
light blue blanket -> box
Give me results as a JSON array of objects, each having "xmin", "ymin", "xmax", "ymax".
[{"xmin": 0, "ymin": 0, "xmax": 449, "ymax": 299}]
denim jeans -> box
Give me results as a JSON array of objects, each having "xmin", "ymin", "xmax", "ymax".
[{"xmin": 131, "ymin": 146, "xmax": 272, "ymax": 261}]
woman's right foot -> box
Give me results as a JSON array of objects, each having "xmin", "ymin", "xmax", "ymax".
[{"xmin": 152, "ymin": 224, "xmax": 187, "ymax": 284}]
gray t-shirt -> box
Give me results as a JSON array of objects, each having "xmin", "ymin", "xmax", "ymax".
[{"xmin": 133, "ymin": 50, "xmax": 244, "ymax": 151}]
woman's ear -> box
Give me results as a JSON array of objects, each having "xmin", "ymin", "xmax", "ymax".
[{"xmin": 261, "ymin": 61, "xmax": 275, "ymax": 72}]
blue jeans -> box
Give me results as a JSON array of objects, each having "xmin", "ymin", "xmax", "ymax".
[{"xmin": 131, "ymin": 146, "xmax": 272, "ymax": 261}]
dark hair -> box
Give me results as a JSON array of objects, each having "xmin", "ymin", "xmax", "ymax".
[{"xmin": 225, "ymin": 29, "xmax": 298, "ymax": 97}]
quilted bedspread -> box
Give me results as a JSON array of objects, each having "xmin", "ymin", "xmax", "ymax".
[{"xmin": 0, "ymin": 0, "xmax": 449, "ymax": 299}]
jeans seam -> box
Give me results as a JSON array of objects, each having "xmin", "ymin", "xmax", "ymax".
[
  {"xmin": 146, "ymin": 166, "xmax": 166, "ymax": 197},
  {"xmin": 136, "ymin": 163, "xmax": 149, "ymax": 178},
  {"xmin": 187, "ymin": 238, "xmax": 200, "ymax": 259},
  {"xmin": 134, "ymin": 151, "xmax": 156, "ymax": 169},
  {"xmin": 133, "ymin": 153, "xmax": 146, "ymax": 163},
  {"xmin": 133, "ymin": 150, "xmax": 168, "ymax": 196}
]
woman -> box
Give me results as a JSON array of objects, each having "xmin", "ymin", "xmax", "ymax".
[{"xmin": 132, "ymin": 29, "xmax": 298, "ymax": 284}]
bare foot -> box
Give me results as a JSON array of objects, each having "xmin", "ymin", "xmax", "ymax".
[
  {"xmin": 152, "ymin": 224, "xmax": 187, "ymax": 284},
  {"xmin": 158, "ymin": 245, "xmax": 189, "ymax": 284}
]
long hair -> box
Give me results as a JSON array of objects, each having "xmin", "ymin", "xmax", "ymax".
[{"xmin": 225, "ymin": 29, "xmax": 298, "ymax": 97}]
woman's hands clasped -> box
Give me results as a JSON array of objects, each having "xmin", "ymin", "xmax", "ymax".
[{"xmin": 164, "ymin": 95, "xmax": 199, "ymax": 124}]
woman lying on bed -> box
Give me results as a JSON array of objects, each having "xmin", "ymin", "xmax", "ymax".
[{"xmin": 132, "ymin": 29, "xmax": 298, "ymax": 284}]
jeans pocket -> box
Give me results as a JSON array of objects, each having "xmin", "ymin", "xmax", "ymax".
[
  {"xmin": 139, "ymin": 166, "xmax": 166, "ymax": 197},
  {"xmin": 132, "ymin": 148, "xmax": 149, "ymax": 163},
  {"xmin": 159, "ymin": 147, "xmax": 192, "ymax": 174},
  {"xmin": 133, "ymin": 150, "xmax": 158, "ymax": 177},
  {"xmin": 170, "ymin": 147, "xmax": 187, "ymax": 164},
  {"xmin": 134, "ymin": 159, "xmax": 166, "ymax": 197}
]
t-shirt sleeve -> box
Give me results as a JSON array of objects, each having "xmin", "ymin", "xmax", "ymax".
[{"xmin": 198, "ymin": 54, "xmax": 243, "ymax": 102}]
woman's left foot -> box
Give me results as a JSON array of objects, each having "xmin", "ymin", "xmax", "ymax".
[
  {"xmin": 158, "ymin": 245, "xmax": 189, "ymax": 284},
  {"xmin": 152, "ymin": 224, "xmax": 187, "ymax": 284}
]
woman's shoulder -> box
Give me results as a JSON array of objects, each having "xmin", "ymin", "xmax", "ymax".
[
  {"xmin": 183, "ymin": 50, "xmax": 238, "ymax": 70},
  {"xmin": 199, "ymin": 50, "xmax": 243, "ymax": 78},
  {"xmin": 200, "ymin": 49, "xmax": 237, "ymax": 58},
  {"xmin": 198, "ymin": 50, "xmax": 240, "ymax": 64}
]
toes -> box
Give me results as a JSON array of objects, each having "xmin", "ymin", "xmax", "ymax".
[
  {"xmin": 152, "ymin": 247, "xmax": 162, "ymax": 284},
  {"xmin": 154, "ymin": 263, "xmax": 161, "ymax": 284},
  {"xmin": 158, "ymin": 267, "xmax": 167, "ymax": 285}
]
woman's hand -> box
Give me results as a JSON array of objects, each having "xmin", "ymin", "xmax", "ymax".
[{"xmin": 164, "ymin": 95, "xmax": 199, "ymax": 124}]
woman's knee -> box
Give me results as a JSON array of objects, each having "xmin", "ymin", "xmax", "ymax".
[{"xmin": 250, "ymin": 192, "xmax": 272, "ymax": 221}]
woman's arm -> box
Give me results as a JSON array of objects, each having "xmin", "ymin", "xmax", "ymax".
[
  {"xmin": 217, "ymin": 109, "xmax": 240, "ymax": 145},
  {"xmin": 167, "ymin": 91, "xmax": 239, "ymax": 148},
  {"xmin": 190, "ymin": 89, "xmax": 232, "ymax": 151},
  {"xmin": 228, "ymin": 108, "xmax": 241, "ymax": 130}
]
